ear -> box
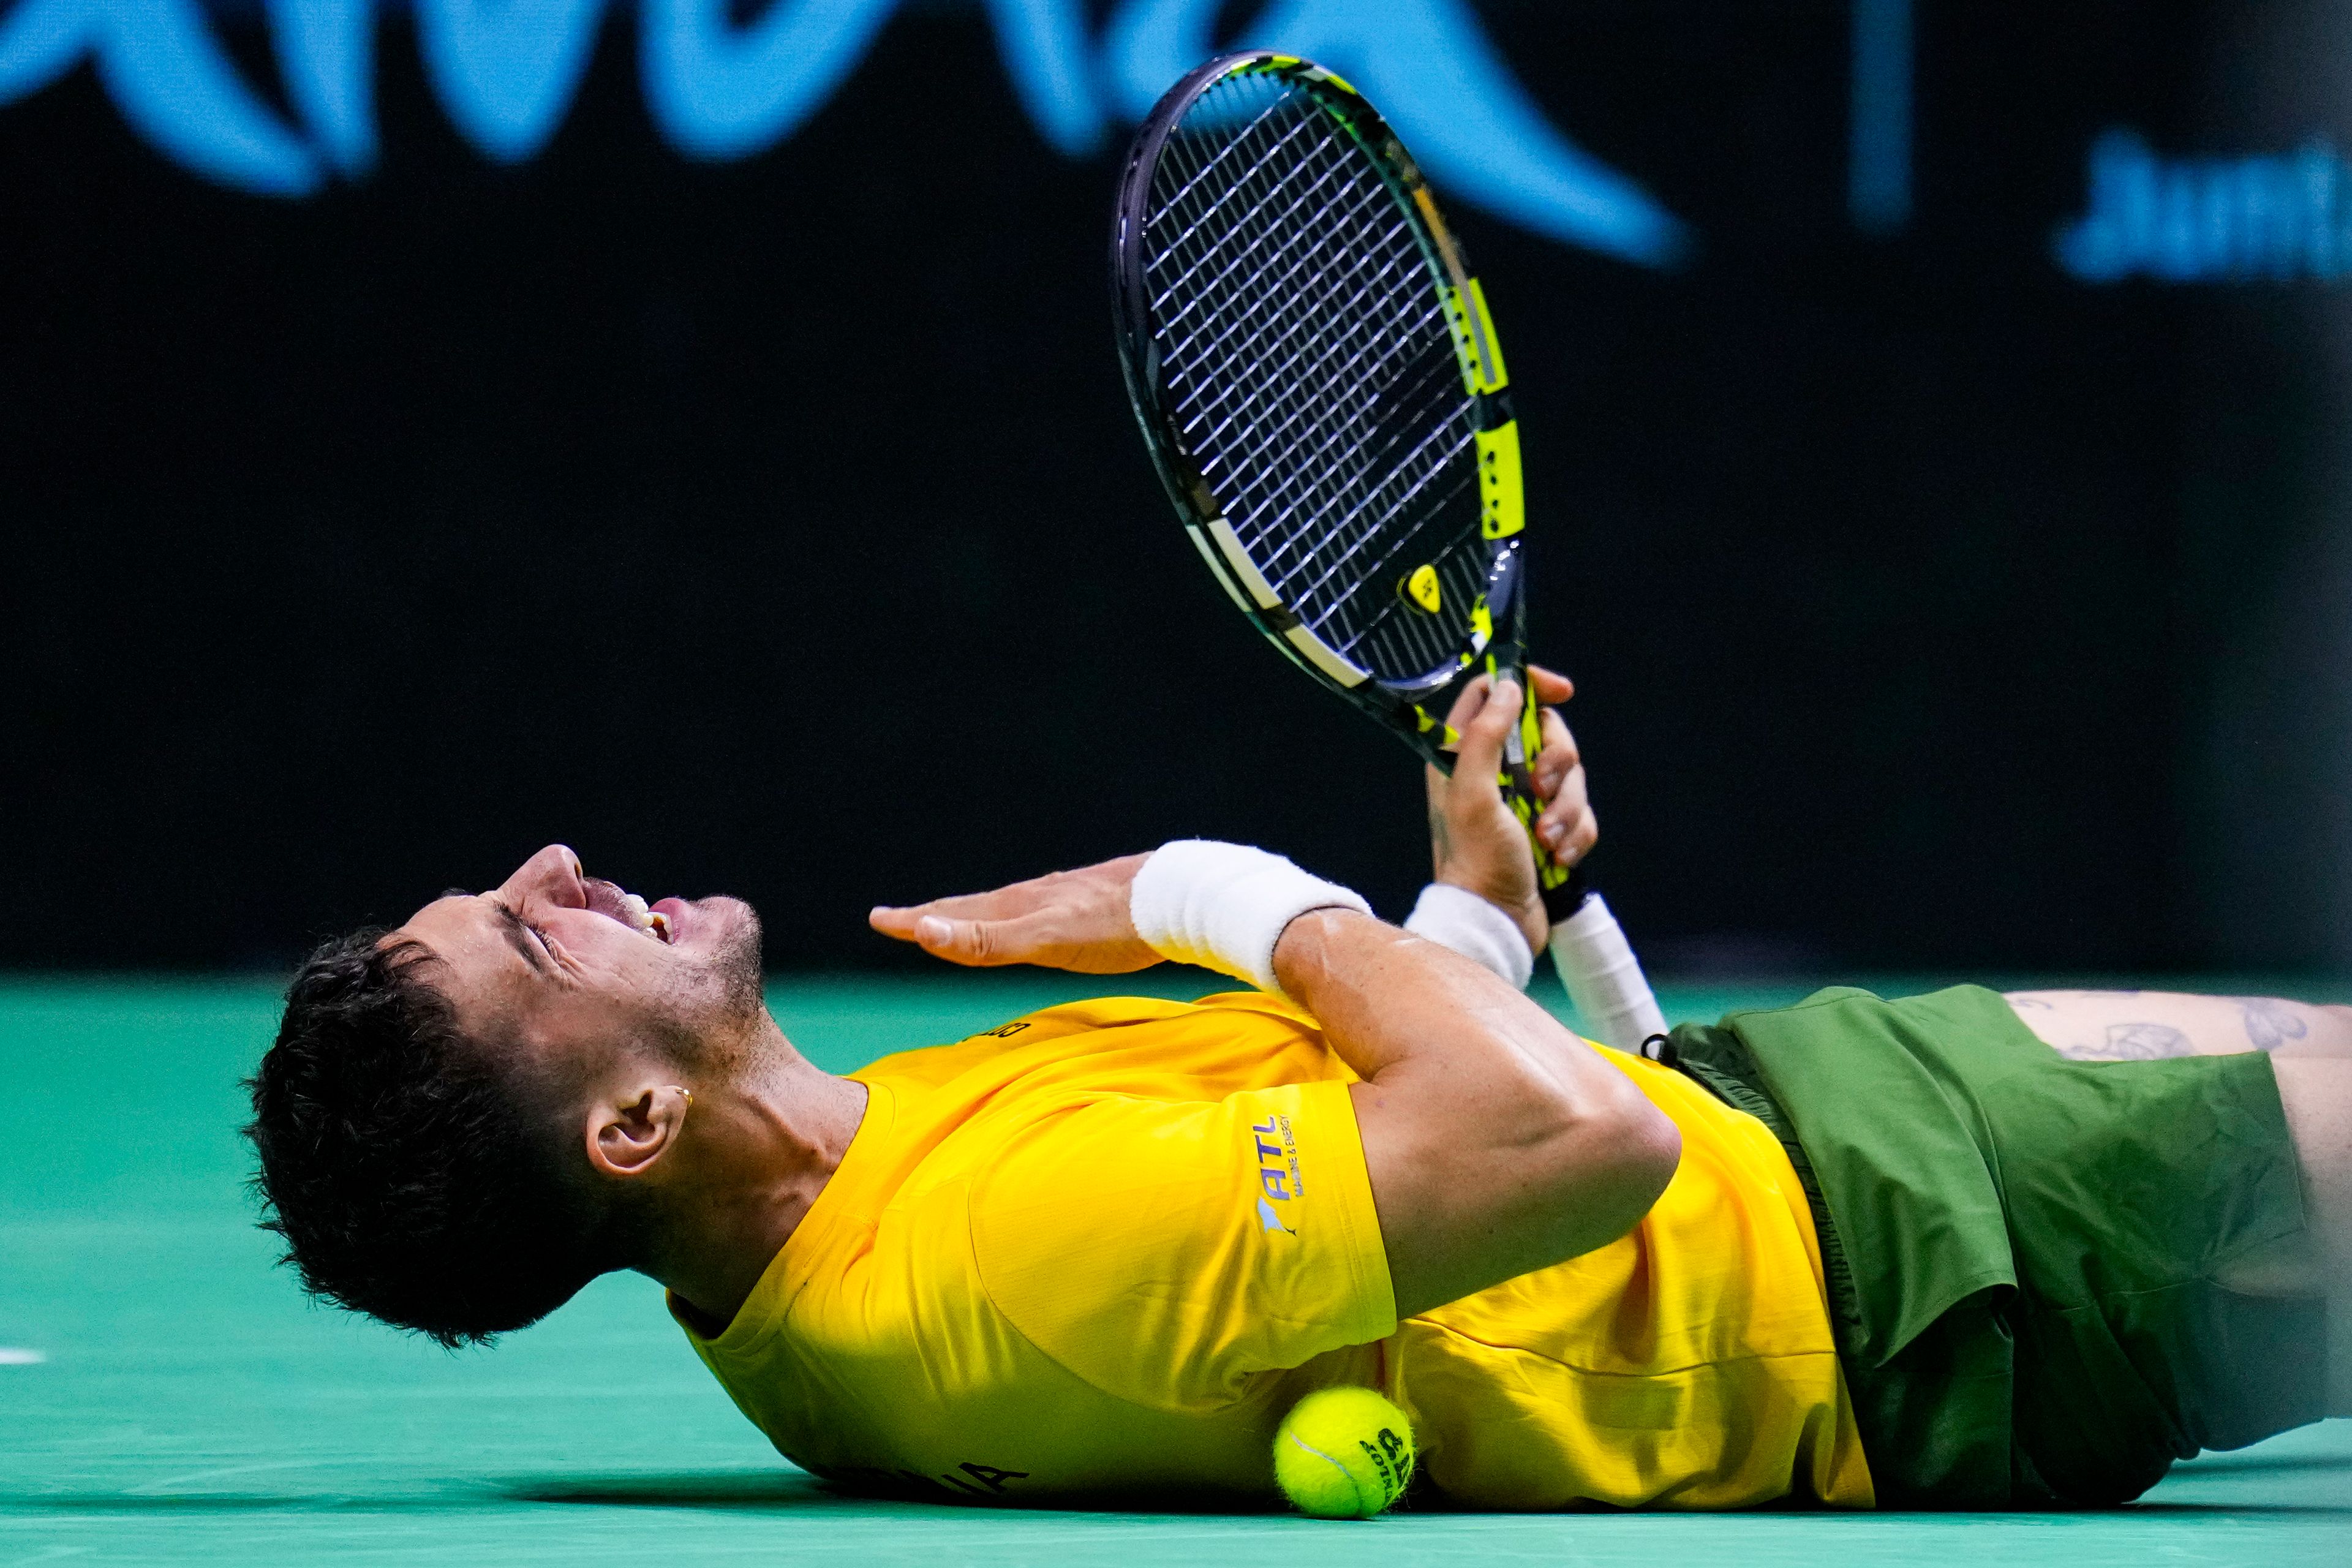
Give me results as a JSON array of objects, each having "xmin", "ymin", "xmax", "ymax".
[{"xmin": 585, "ymin": 1083, "xmax": 692, "ymax": 1181}]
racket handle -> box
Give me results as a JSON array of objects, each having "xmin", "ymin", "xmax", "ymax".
[
  {"xmin": 1488, "ymin": 650, "xmax": 1664, "ymax": 1049},
  {"xmin": 1548, "ymin": 891, "xmax": 1668, "ymax": 1054},
  {"xmin": 1536, "ymin": 859, "xmax": 1589, "ymax": 924}
]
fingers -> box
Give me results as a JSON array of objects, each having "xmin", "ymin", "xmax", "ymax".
[
  {"xmin": 1526, "ymin": 709, "xmax": 1597, "ymax": 862},
  {"xmin": 869, "ymin": 872, "xmax": 1057, "ymax": 937},
  {"xmin": 1441, "ymin": 667, "xmax": 1569, "ymax": 754},
  {"xmin": 869, "ymin": 905, "xmax": 922, "ymax": 941},
  {"xmin": 1528, "ymin": 664, "xmax": 1575, "ymax": 706},
  {"xmin": 901, "ymin": 908, "xmax": 1076, "ymax": 968},
  {"xmin": 870, "ymin": 892, "xmax": 1021, "ymax": 950},
  {"xmin": 911, "ymin": 913, "xmax": 1014, "ymax": 967},
  {"xmin": 1534, "ymin": 767, "xmax": 1597, "ymax": 864},
  {"xmin": 870, "ymin": 854, "xmax": 1157, "ymax": 973},
  {"xmin": 1532, "ymin": 708, "xmax": 1581, "ymax": 801},
  {"xmin": 1451, "ymin": 676, "xmax": 1519, "ymax": 794},
  {"xmin": 869, "ymin": 893, "xmax": 1004, "ymax": 940},
  {"xmin": 1438, "ymin": 673, "xmax": 1491, "ymax": 747}
]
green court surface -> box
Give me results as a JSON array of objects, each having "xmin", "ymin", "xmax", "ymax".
[{"xmin": 4, "ymin": 974, "xmax": 2346, "ymax": 1567}]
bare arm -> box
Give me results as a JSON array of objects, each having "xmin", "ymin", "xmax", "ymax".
[
  {"xmin": 2003, "ymin": 989, "xmax": 2352, "ymax": 1060},
  {"xmin": 1274, "ymin": 907, "xmax": 1679, "ymax": 1317},
  {"xmin": 869, "ymin": 682, "xmax": 1683, "ymax": 1321}
]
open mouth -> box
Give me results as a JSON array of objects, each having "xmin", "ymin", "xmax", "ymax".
[{"xmin": 584, "ymin": 876, "xmax": 674, "ymax": 943}]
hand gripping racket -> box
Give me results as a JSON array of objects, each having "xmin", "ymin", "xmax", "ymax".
[{"xmin": 1110, "ymin": 51, "xmax": 1666, "ymax": 1052}]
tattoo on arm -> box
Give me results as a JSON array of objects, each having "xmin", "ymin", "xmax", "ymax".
[
  {"xmin": 2092, "ymin": 1022, "xmax": 2193, "ymax": 1060},
  {"xmin": 2234, "ymin": 997, "xmax": 2310, "ymax": 1052}
]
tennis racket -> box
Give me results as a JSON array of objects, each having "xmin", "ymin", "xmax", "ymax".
[{"xmin": 1110, "ymin": 51, "xmax": 1665, "ymax": 1052}]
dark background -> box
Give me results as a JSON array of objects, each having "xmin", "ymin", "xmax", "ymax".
[{"xmin": 4, "ymin": 0, "xmax": 2343, "ymax": 976}]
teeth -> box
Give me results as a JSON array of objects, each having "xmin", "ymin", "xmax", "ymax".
[{"xmin": 609, "ymin": 888, "xmax": 670, "ymax": 941}]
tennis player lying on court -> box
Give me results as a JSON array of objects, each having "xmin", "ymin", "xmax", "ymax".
[{"xmin": 246, "ymin": 673, "xmax": 2351, "ymax": 1512}]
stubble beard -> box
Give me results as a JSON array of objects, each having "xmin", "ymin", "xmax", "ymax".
[
  {"xmin": 710, "ymin": 901, "xmax": 766, "ymax": 1027},
  {"xmin": 659, "ymin": 899, "xmax": 771, "ymax": 1078}
]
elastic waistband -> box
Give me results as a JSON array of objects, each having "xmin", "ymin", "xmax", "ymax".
[{"xmin": 1658, "ymin": 1027, "xmax": 1867, "ymax": 1361}]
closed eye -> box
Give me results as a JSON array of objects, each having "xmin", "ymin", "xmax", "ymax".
[{"xmin": 491, "ymin": 900, "xmax": 551, "ymax": 972}]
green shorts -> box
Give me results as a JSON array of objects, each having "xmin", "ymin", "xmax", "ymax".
[{"xmin": 1666, "ymin": 985, "xmax": 2323, "ymax": 1509}]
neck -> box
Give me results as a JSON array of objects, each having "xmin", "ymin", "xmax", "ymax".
[{"xmin": 634, "ymin": 1014, "xmax": 869, "ymax": 1333}]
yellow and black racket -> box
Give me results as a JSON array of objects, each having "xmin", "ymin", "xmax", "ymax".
[{"xmin": 1112, "ymin": 50, "xmax": 1585, "ymax": 921}]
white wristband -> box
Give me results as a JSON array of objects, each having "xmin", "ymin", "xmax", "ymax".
[
  {"xmin": 1403, "ymin": 883, "xmax": 1534, "ymax": 991},
  {"xmin": 1129, "ymin": 841, "xmax": 1371, "ymax": 998}
]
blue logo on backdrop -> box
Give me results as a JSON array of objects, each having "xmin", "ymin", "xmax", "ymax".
[
  {"xmin": 0, "ymin": 0, "xmax": 1687, "ymax": 266},
  {"xmin": 2056, "ymin": 127, "xmax": 2352, "ymax": 284}
]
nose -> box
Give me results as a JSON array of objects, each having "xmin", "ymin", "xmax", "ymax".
[{"xmin": 498, "ymin": 843, "xmax": 589, "ymax": 913}]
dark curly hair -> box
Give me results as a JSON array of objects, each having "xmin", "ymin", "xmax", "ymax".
[{"xmin": 246, "ymin": 928, "xmax": 613, "ymax": 1346}]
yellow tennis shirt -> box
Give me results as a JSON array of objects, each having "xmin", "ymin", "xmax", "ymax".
[{"xmin": 673, "ymin": 992, "xmax": 1873, "ymax": 1510}]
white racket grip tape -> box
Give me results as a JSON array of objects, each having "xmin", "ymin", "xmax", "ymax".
[
  {"xmin": 1403, "ymin": 882, "xmax": 1535, "ymax": 991},
  {"xmin": 1549, "ymin": 892, "xmax": 1669, "ymax": 1054},
  {"xmin": 1129, "ymin": 841, "xmax": 1371, "ymax": 998}
]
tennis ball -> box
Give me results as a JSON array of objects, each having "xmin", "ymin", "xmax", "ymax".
[{"xmin": 1273, "ymin": 1386, "xmax": 1415, "ymax": 1519}]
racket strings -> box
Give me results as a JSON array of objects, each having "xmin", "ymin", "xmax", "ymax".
[
  {"xmin": 1145, "ymin": 80, "xmax": 1303, "ymax": 262},
  {"xmin": 1155, "ymin": 120, "xmax": 1449, "ymax": 546},
  {"xmin": 1191, "ymin": 267, "xmax": 1456, "ymax": 588},
  {"xmin": 1153, "ymin": 92, "xmax": 1472, "ymax": 641},
  {"xmin": 1152, "ymin": 110, "xmax": 1366, "ymax": 334},
  {"xmin": 1139, "ymin": 70, "xmax": 1484, "ymax": 681},
  {"xmin": 1169, "ymin": 211, "xmax": 1426, "ymax": 499},
  {"xmin": 1154, "ymin": 135, "xmax": 1403, "ymax": 374},
  {"xmin": 1182, "ymin": 244, "xmax": 1453, "ymax": 541},
  {"xmin": 1172, "ymin": 253, "xmax": 1471, "ymax": 669},
  {"xmin": 1340, "ymin": 528, "xmax": 1494, "ymax": 670},
  {"xmin": 1155, "ymin": 144, "xmax": 1443, "ymax": 560},
  {"xmin": 1300, "ymin": 424, "xmax": 1479, "ymax": 624},
  {"xmin": 1165, "ymin": 200, "xmax": 1418, "ymax": 460},
  {"xmin": 1156, "ymin": 117, "xmax": 1433, "ymax": 502}
]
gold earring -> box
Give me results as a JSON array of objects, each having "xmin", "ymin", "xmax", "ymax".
[{"xmin": 674, "ymin": 1086, "xmax": 693, "ymax": 1109}]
